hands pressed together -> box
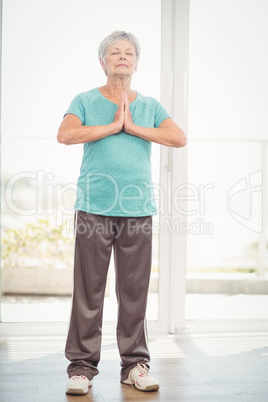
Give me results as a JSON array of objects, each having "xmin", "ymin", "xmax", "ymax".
[
  {"xmin": 113, "ymin": 91, "xmax": 135, "ymax": 135},
  {"xmin": 58, "ymin": 88, "xmax": 186, "ymax": 147}
]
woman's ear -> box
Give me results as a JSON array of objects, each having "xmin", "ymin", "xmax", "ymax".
[{"xmin": 99, "ymin": 58, "xmax": 107, "ymax": 74}]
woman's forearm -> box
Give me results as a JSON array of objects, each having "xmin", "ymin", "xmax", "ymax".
[
  {"xmin": 125, "ymin": 123, "xmax": 187, "ymax": 148},
  {"xmin": 57, "ymin": 122, "xmax": 120, "ymax": 145}
]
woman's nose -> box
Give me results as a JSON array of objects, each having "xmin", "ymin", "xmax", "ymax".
[{"xmin": 120, "ymin": 55, "xmax": 126, "ymax": 60}]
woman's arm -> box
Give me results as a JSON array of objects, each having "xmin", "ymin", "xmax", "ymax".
[
  {"xmin": 124, "ymin": 92, "xmax": 187, "ymax": 148},
  {"xmin": 58, "ymin": 92, "xmax": 187, "ymax": 147},
  {"xmin": 57, "ymin": 93, "xmax": 125, "ymax": 145},
  {"xmin": 125, "ymin": 117, "xmax": 187, "ymax": 148},
  {"xmin": 57, "ymin": 114, "xmax": 118, "ymax": 145}
]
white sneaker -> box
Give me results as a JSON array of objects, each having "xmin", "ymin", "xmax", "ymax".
[
  {"xmin": 122, "ymin": 363, "xmax": 160, "ymax": 392},
  {"xmin": 66, "ymin": 375, "xmax": 93, "ymax": 395}
]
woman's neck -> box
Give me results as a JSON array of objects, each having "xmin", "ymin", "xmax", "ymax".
[{"xmin": 98, "ymin": 76, "xmax": 136, "ymax": 103}]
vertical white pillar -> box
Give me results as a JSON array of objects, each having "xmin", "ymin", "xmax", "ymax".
[
  {"xmin": 258, "ymin": 141, "xmax": 267, "ymax": 276},
  {"xmin": 160, "ymin": 0, "xmax": 189, "ymax": 333},
  {"xmin": 0, "ymin": 0, "xmax": 3, "ymax": 323}
]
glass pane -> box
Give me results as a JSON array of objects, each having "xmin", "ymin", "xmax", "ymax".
[
  {"xmin": 1, "ymin": 0, "xmax": 161, "ymax": 322},
  {"xmin": 189, "ymin": 0, "xmax": 268, "ymax": 140},
  {"xmin": 187, "ymin": 0, "xmax": 268, "ymax": 321},
  {"xmin": 187, "ymin": 141, "xmax": 262, "ymax": 271},
  {"xmin": 186, "ymin": 141, "xmax": 268, "ymax": 320}
]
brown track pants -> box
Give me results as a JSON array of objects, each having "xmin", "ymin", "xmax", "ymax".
[{"xmin": 65, "ymin": 210, "xmax": 152, "ymax": 382}]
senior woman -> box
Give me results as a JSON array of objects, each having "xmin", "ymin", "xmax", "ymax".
[{"xmin": 57, "ymin": 30, "xmax": 186, "ymax": 395}]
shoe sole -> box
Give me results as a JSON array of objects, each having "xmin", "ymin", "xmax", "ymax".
[
  {"xmin": 66, "ymin": 388, "xmax": 88, "ymax": 395},
  {"xmin": 66, "ymin": 380, "xmax": 93, "ymax": 395},
  {"xmin": 122, "ymin": 381, "xmax": 159, "ymax": 392},
  {"xmin": 136, "ymin": 384, "xmax": 160, "ymax": 392}
]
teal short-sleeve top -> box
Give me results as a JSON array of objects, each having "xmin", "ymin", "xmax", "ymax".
[{"xmin": 64, "ymin": 88, "xmax": 170, "ymax": 217}]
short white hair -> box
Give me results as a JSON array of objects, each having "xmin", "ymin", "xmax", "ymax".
[{"xmin": 98, "ymin": 30, "xmax": 141, "ymax": 64}]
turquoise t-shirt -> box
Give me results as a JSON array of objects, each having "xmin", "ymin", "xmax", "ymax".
[{"xmin": 65, "ymin": 88, "xmax": 170, "ymax": 217}]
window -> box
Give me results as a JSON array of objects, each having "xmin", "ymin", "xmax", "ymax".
[
  {"xmin": 186, "ymin": 0, "xmax": 268, "ymax": 322},
  {"xmin": 1, "ymin": 0, "xmax": 162, "ymax": 326}
]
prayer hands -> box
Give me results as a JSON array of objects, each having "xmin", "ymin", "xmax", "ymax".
[{"xmin": 113, "ymin": 92, "xmax": 134, "ymax": 134}]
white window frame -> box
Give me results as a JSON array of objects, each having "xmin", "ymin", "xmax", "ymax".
[{"xmin": 158, "ymin": 0, "xmax": 189, "ymax": 334}]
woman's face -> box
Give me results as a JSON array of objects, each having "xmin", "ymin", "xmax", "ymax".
[{"xmin": 101, "ymin": 40, "xmax": 137, "ymax": 77}]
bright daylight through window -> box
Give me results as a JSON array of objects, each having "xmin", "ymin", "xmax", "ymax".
[{"xmin": 0, "ymin": 0, "xmax": 162, "ymax": 324}]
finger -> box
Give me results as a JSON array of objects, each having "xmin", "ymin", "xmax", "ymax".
[
  {"xmin": 123, "ymin": 91, "xmax": 127, "ymax": 111},
  {"xmin": 124, "ymin": 93, "xmax": 130, "ymax": 114},
  {"xmin": 118, "ymin": 92, "xmax": 125, "ymax": 112},
  {"xmin": 124, "ymin": 91, "xmax": 129, "ymax": 107}
]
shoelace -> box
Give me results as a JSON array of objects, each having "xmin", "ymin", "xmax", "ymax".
[
  {"xmin": 72, "ymin": 375, "xmax": 87, "ymax": 380},
  {"xmin": 134, "ymin": 363, "xmax": 149, "ymax": 377}
]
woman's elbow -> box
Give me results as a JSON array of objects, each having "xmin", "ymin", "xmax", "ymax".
[
  {"xmin": 174, "ymin": 131, "xmax": 187, "ymax": 148},
  {"xmin": 57, "ymin": 128, "xmax": 70, "ymax": 145}
]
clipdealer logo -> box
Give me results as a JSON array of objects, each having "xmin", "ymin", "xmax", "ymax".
[
  {"xmin": 5, "ymin": 169, "xmax": 263, "ymax": 235},
  {"xmin": 3, "ymin": 170, "xmax": 216, "ymax": 235},
  {"xmin": 227, "ymin": 170, "xmax": 263, "ymax": 233}
]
